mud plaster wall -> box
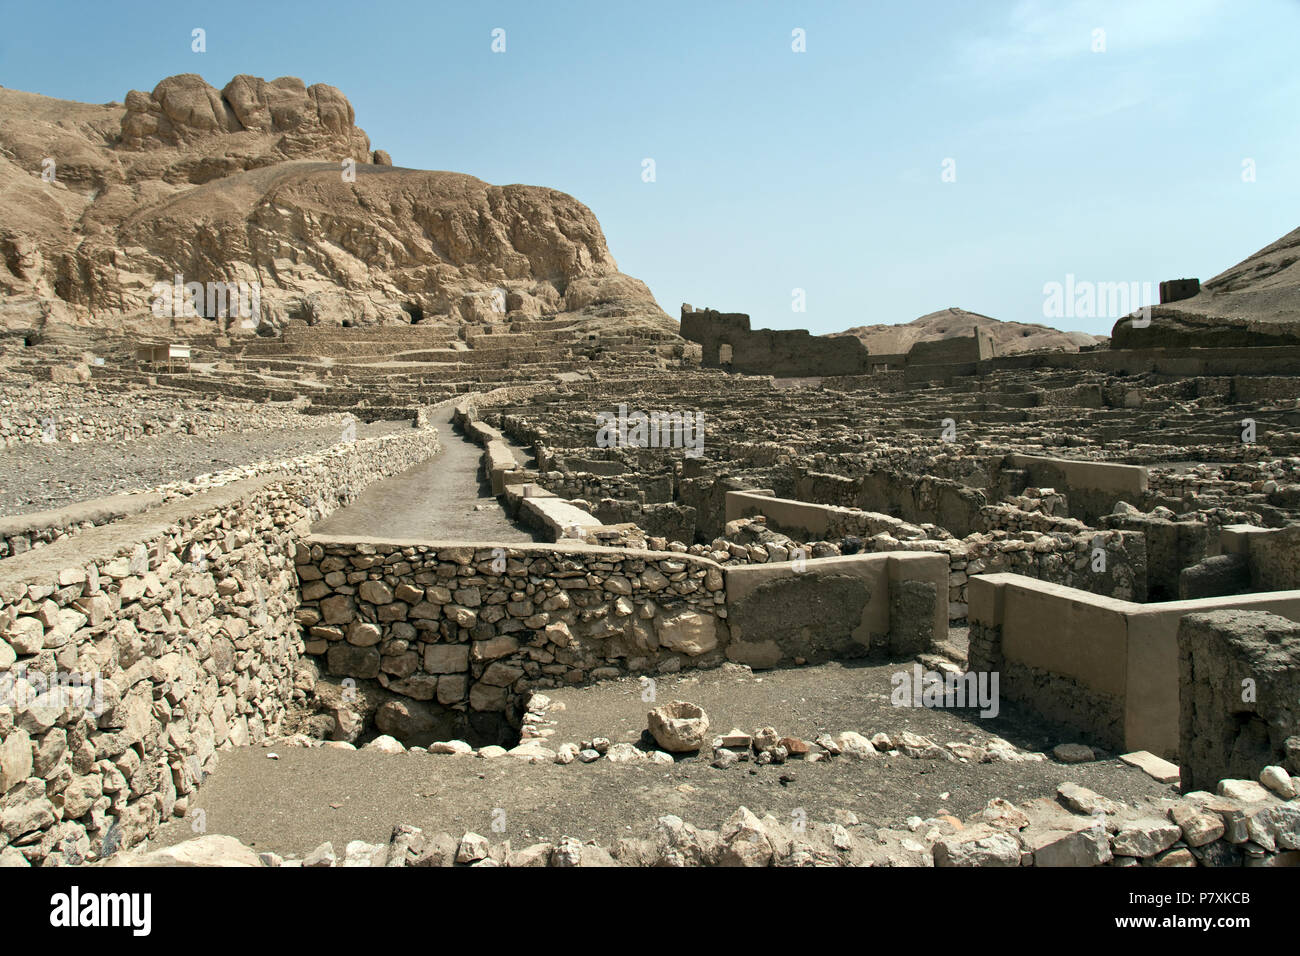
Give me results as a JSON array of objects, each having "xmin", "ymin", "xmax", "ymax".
[
  {"xmin": 723, "ymin": 552, "xmax": 948, "ymax": 669},
  {"xmin": 968, "ymin": 573, "xmax": 1300, "ymax": 760},
  {"xmin": 725, "ymin": 490, "xmax": 1147, "ymax": 620},
  {"xmin": 1006, "ymin": 454, "xmax": 1148, "ymax": 525},
  {"xmin": 794, "ymin": 469, "xmax": 988, "ymax": 538}
]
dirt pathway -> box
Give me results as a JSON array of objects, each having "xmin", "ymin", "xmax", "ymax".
[{"xmin": 312, "ymin": 404, "xmax": 538, "ymax": 542}]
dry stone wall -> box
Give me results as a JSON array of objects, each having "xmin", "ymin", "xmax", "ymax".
[
  {"xmin": 0, "ymin": 494, "xmax": 165, "ymax": 561},
  {"xmin": 1178, "ymin": 609, "xmax": 1300, "ymax": 793},
  {"xmin": 295, "ymin": 537, "xmax": 729, "ymax": 743},
  {"xmin": 0, "ymin": 427, "xmax": 440, "ymax": 865},
  {"xmin": 0, "ymin": 382, "xmax": 342, "ymax": 448},
  {"xmin": 725, "ymin": 493, "xmax": 1146, "ymax": 620},
  {"xmin": 0, "ymin": 420, "xmax": 415, "ymax": 559}
]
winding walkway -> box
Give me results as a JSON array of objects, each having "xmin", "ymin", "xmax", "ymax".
[{"xmin": 312, "ymin": 404, "xmax": 539, "ymax": 542}]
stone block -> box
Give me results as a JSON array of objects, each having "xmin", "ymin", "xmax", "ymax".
[{"xmin": 1178, "ymin": 610, "xmax": 1300, "ymax": 793}]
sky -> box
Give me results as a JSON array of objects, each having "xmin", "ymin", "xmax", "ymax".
[{"xmin": 2, "ymin": 0, "xmax": 1297, "ymax": 336}]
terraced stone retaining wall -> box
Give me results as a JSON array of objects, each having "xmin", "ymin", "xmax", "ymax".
[
  {"xmin": 1, "ymin": 494, "xmax": 165, "ymax": 561},
  {"xmin": 0, "ymin": 382, "xmax": 331, "ymax": 448},
  {"xmin": 0, "ymin": 427, "xmax": 440, "ymax": 865}
]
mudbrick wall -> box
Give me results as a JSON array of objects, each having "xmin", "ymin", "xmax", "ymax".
[
  {"xmin": 969, "ymin": 621, "xmax": 1127, "ymax": 751},
  {"xmin": 0, "ymin": 427, "xmax": 440, "ymax": 865},
  {"xmin": 794, "ymin": 469, "xmax": 990, "ymax": 538},
  {"xmin": 968, "ymin": 573, "xmax": 1300, "ymax": 759}
]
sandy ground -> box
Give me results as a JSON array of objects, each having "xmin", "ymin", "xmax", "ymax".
[
  {"xmin": 145, "ymin": 660, "xmax": 1175, "ymax": 858},
  {"xmin": 312, "ymin": 404, "xmax": 538, "ymax": 541},
  {"xmin": 0, "ymin": 420, "xmax": 405, "ymax": 516}
]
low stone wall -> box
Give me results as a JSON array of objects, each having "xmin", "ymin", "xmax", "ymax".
[
  {"xmin": 0, "ymin": 427, "xmax": 440, "ymax": 865},
  {"xmin": 935, "ymin": 530, "xmax": 1145, "ymax": 621},
  {"xmin": 0, "ymin": 381, "xmax": 342, "ymax": 448},
  {"xmin": 0, "ymin": 422, "xmax": 427, "ymax": 560},
  {"xmin": 969, "ymin": 573, "xmax": 1300, "ymax": 760},
  {"xmin": 1006, "ymin": 454, "xmax": 1148, "ymax": 524},
  {"xmin": 974, "ymin": 502, "xmax": 1087, "ymax": 535},
  {"xmin": 541, "ymin": 472, "xmax": 675, "ymax": 506},
  {"xmin": 726, "ymin": 490, "xmax": 931, "ymax": 541},
  {"xmin": 0, "ymin": 493, "xmax": 165, "ymax": 560},
  {"xmin": 794, "ymin": 468, "xmax": 990, "ymax": 538},
  {"xmin": 724, "ymin": 490, "xmax": 1147, "ymax": 620},
  {"xmin": 1101, "ymin": 512, "xmax": 1211, "ymax": 601},
  {"xmin": 295, "ymin": 536, "xmax": 729, "ymax": 742},
  {"xmin": 1221, "ymin": 523, "xmax": 1300, "ymax": 592},
  {"xmin": 724, "ymin": 552, "xmax": 948, "ymax": 668},
  {"xmin": 451, "ymin": 399, "xmax": 534, "ymax": 497},
  {"xmin": 594, "ymin": 500, "xmax": 697, "ymax": 542},
  {"xmin": 297, "ymin": 539, "xmax": 955, "ymax": 743}
]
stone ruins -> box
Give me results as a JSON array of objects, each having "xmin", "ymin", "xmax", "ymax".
[{"xmin": 1, "ymin": 73, "xmax": 1299, "ymax": 870}]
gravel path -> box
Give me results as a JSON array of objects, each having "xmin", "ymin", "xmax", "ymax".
[
  {"xmin": 0, "ymin": 420, "xmax": 406, "ymax": 517},
  {"xmin": 145, "ymin": 661, "xmax": 1175, "ymax": 858},
  {"xmin": 312, "ymin": 405, "xmax": 538, "ymax": 542}
]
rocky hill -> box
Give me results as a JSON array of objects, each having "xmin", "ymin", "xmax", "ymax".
[
  {"xmin": 1111, "ymin": 225, "xmax": 1300, "ymax": 348},
  {"xmin": 835, "ymin": 307, "xmax": 1103, "ymax": 356},
  {"xmin": 0, "ymin": 74, "xmax": 672, "ymax": 337}
]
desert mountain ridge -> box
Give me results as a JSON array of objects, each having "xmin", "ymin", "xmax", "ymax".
[
  {"xmin": 1112, "ymin": 225, "xmax": 1300, "ymax": 348},
  {"xmin": 0, "ymin": 73, "xmax": 673, "ymax": 337},
  {"xmin": 833, "ymin": 307, "xmax": 1105, "ymax": 356}
]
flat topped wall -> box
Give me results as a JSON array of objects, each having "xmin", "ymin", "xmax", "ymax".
[
  {"xmin": 969, "ymin": 572, "xmax": 1300, "ymax": 759},
  {"xmin": 906, "ymin": 332, "xmax": 995, "ymax": 367},
  {"xmin": 296, "ymin": 535, "xmax": 731, "ymax": 742},
  {"xmin": 1006, "ymin": 454, "xmax": 1148, "ymax": 523},
  {"xmin": 982, "ymin": 344, "xmax": 1300, "ymax": 377},
  {"xmin": 725, "ymin": 552, "xmax": 948, "ymax": 667},
  {"xmin": 726, "ymin": 490, "xmax": 838, "ymax": 537},
  {"xmin": 1221, "ymin": 523, "xmax": 1300, "ymax": 592},
  {"xmin": 724, "ymin": 489, "xmax": 1147, "ymax": 621}
]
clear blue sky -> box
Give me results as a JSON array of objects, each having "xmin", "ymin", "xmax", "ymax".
[{"xmin": 3, "ymin": 0, "xmax": 1297, "ymax": 336}]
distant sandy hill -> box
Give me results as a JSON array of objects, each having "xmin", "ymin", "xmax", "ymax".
[
  {"xmin": 834, "ymin": 307, "xmax": 1103, "ymax": 356},
  {"xmin": 1112, "ymin": 226, "xmax": 1300, "ymax": 348},
  {"xmin": 0, "ymin": 74, "xmax": 672, "ymax": 336}
]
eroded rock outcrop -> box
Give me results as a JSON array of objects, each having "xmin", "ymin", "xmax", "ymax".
[{"xmin": 0, "ymin": 74, "xmax": 671, "ymax": 335}]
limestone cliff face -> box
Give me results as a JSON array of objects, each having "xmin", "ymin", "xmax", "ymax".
[{"xmin": 0, "ymin": 74, "xmax": 670, "ymax": 334}]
